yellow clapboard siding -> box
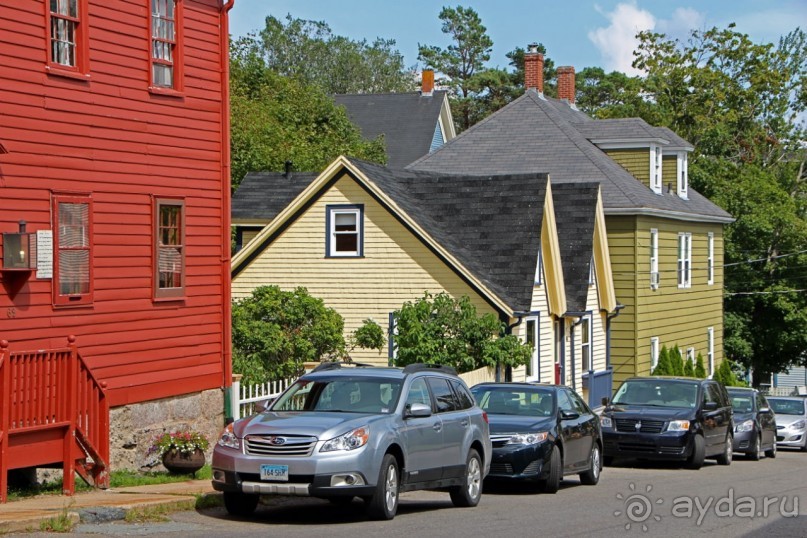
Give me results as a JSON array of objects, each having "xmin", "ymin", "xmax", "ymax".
[{"xmin": 606, "ymin": 149, "xmax": 650, "ymax": 187}]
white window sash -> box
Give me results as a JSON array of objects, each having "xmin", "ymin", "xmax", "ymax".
[
  {"xmin": 650, "ymin": 228, "xmax": 659, "ymax": 289},
  {"xmin": 707, "ymin": 232, "xmax": 714, "ymax": 285},
  {"xmin": 650, "ymin": 337, "xmax": 659, "ymax": 370}
]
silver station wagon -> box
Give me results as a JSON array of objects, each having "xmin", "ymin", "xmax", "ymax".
[{"xmin": 212, "ymin": 363, "xmax": 492, "ymax": 520}]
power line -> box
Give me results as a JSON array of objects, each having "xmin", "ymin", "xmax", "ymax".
[
  {"xmin": 726, "ymin": 289, "xmax": 806, "ymax": 296},
  {"xmin": 724, "ymin": 249, "xmax": 807, "ymax": 267}
]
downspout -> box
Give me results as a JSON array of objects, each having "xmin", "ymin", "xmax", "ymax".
[
  {"xmin": 220, "ymin": 0, "xmax": 235, "ymax": 419},
  {"xmin": 605, "ymin": 304, "xmax": 625, "ymax": 370},
  {"xmin": 500, "ymin": 312, "xmax": 529, "ymax": 382},
  {"xmin": 567, "ymin": 313, "xmax": 587, "ymax": 391}
]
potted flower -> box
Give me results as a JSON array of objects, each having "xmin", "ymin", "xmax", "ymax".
[{"xmin": 149, "ymin": 430, "xmax": 210, "ymax": 475}]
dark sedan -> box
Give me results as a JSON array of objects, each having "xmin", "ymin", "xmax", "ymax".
[
  {"xmin": 727, "ymin": 387, "xmax": 777, "ymax": 460},
  {"xmin": 470, "ymin": 383, "xmax": 602, "ymax": 493}
]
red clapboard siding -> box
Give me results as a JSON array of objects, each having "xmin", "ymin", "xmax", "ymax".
[{"xmin": 0, "ymin": 0, "xmax": 230, "ymax": 407}]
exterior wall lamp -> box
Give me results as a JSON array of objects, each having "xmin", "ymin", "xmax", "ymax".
[{"xmin": 2, "ymin": 220, "xmax": 37, "ymax": 271}]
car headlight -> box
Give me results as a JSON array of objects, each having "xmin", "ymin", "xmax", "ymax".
[
  {"xmin": 320, "ymin": 425, "xmax": 369, "ymax": 452},
  {"xmin": 735, "ymin": 419, "xmax": 754, "ymax": 433},
  {"xmin": 506, "ymin": 432, "xmax": 549, "ymax": 445},
  {"xmin": 218, "ymin": 423, "xmax": 240, "ymax": 450},
  {"xmin": 667, "ymin": 420, "xmax": 690, "ymax": 432},
  {"xmin": 790, "ymin": 420, "xmax": 806, "ymax": 430},
  {"xmin": 600, "ymin": 416, "xmax": 612, "ymax": 429}
]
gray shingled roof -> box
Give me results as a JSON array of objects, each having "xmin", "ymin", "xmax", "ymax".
[
  {"xmin": 551, "ymin": 182, "xmax": 599, "ymax": 313},
  {"xmin": 234, "ymin": 158, "xmax": 548, "ymax": 313},
  {"xmin": 231, "ymin": 171, "xmax": 319, "ymax": 222},
  {"xmin": 409, "ymin": 90, "xmax": 731, "ymax": 222},
  {"xmin": 573, "ymin": 118, "xmax": 666, "ymax": 141},
  {"xmin": 334, "ymin": 91, "xmax": 448, "ymax": 168}
]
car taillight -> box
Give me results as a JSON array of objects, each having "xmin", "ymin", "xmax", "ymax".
[{"xmin": 482, "ymin": 411, "xmax": 489, "ymax": 424}]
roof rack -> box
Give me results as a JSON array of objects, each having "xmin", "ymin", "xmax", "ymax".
[
  {"xmin": 310, "ymin": 361, "xmax": 377, "ymax": 373},
  {"xmin": 402, "ymin": 363, "xmax": 458, "ymax": 376}
]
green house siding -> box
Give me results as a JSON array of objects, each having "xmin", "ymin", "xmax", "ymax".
[
  {"xmin": 606, "ymin": 215, "xmax": 725, "ymax": 386},
  {"xmin": 605, "ymin": 149, "xmax": 650, "ymax": 188},
  {"xmin": 662, "ymin": 155, "xmax": 677, "ymax": 192}
]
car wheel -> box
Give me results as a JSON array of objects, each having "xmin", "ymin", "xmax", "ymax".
[
  {"xmin": 366, "ymin": 454, "xmax": 399, "ymax": 520},
  {"xmin": 749, "ymin": 433, "xmax": 762, "ymax": 461},
  {"xmin": 716, "ymin": 434, "xmax": 733, "ymax": 465},
  {"xmin": 223, "ymin": 492, "xmax": 259, "ymax": 517},
  {"xmin": 449, "ymin": 449, "xmax": 483, "ymax": 507},
  {"xmin": 537, "ymin": 445, "xmax": 562, "ymax": 494},
  {"xmin": 685, "ymin": 434, "xmax": 705, "ymax": 470},
  {"xmin": 801, "ymin": 438, "xmax": 807, "ymax": 452},
  {"xmin": 579, "ymin": 444, "xmax": 602, "ymax": 485},
  {"xmin": 765, "ymin": 439, "xmax": 777, "ymax": 459}
]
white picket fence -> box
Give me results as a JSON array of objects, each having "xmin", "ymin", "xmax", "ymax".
[{"xmin": 230, "ymin": 365, "xmax": 496, "ymax": 420}]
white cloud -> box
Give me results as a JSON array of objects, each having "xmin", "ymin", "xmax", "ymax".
[
  {"xmin": 588, "ymin": 2, "xmax": 656, "ymax": 76},
  {"xmin": 657, "ymin": 7, "xmax": 705, "ymax": 39}
]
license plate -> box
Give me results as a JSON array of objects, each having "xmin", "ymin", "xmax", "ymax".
[{"xmin": 260, "ymin": 464, "xmax": 289, "ymax": 482}]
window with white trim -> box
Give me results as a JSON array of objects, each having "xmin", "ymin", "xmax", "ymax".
[
  {"xmin": 650, "ymin": 145, "xmax": 662, "ymax": 194},
  {"xmin": 524, "ymin": 315, "xmax": 540, "ymax": 380},
  {"xmin": 677, "ymin": 151, "xmax": 688, "ymax": 199},
  {"xmin": 678, "ymin": 232, "xmax": 692, "ymax": 288},
  {"xmin": 534, "ymin": 247, "xmax": 543, "ymax": 285},
  {"xmin": 327, "ymin": 205, "xmax": 363, "ymax": 257},
  {"xmin": 650, "ymin": 337, "xmax": 659, "ymax": 371},
  {"xmin": 588, "ymin": 256, "xmax": 595, "ymax": 286},
  {"xmin": 581, "ymin": 317, "xmax": 591, "ymax": 372},
  {"xmin": 707, "ymin": 327, "xmax": 714, "ymax": 377},
  {"xmin": 707, "ymin": 232, "xmax": 714, "ymax": 285},
  {"xmin": 650, "ymin": 228, "xmax": 659, "ymax": 289}
]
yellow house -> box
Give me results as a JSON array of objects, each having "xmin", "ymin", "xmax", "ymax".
[
  {"xmin": 408, "ymin": 49, "xmax": 733, "ymax": 388},
  {"xmin": 231, "ymin": 156, "xmax": 618, "ymax": 404}
]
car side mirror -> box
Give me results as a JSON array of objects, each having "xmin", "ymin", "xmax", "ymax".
[
  {"xmin": 255, "ymin": 398, "xmax": 275, "ymax": 413},
  {"xmin": 703, "ymin": 401, "xmax": 718, "ymax": 411},
  {"xmin": 406, "ymin": 402, "xmax": 432, "ymax": 418},
  {"xmin": 560, "ymin": 410, "xmax": 580, "ymax": 421}
]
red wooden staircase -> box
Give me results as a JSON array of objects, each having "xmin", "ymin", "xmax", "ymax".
[{"xmin": 0, "ymin": 336, "xmax": 110, "ymax": 503}]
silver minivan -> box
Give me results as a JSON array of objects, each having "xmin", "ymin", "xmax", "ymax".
[{"xmin": 212, "ymin": 363, "xmax": 492, "ymax": 520}]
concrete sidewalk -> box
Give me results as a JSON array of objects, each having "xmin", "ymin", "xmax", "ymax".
[{"xmin": 0, "ymin": 480, "xmax": 217, "ymax": 533}]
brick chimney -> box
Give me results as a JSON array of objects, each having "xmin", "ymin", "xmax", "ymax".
[
  {"xmin": 421, "ymin": 69, "xmax": 434, "ymax": 96},
  {"xmin": 557, "ymin": 66, "xmax": 576, "ymax": 104},
  {"xmin": 524, "ymin": 43, "xmax": 544, "ymax": 93}
]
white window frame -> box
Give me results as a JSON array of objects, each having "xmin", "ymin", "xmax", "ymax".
[
  {"xmin": 650, "ymin": 337, "xmax": 660, "ymax": 371},
  {"xmin": 677, "ymin": 151, "xmax": 688, "ymax": 199},
  {"xmin": 534, "ymin": 247, "xmax": 543, "ymax": 285},
  {"xmin": 327, "ymin": 206, "xmax": 362, "ymax": 257},
  {"xmin": 687, "ymin": 347, "xmax": 695, "ymax": 364},
  {"xmin": 588, "ymin": 256, "xmax": 595, "ymax": 287},
  {"xmin": 650, "ymin": 144, "xmax": 662, "ymax": 194},
  {"xmin": 524, "ymin": 314, "xmax": 540, "ymax": 381},
  {"xmin": 650, "ymin": 228, "xmax": 659, "ymax": 289},
  {"xmin": 707, "ymin": 327, "xmax": 714, "ymax": 377},
  {"xmin": 707, "ymin": 232, "xmax": 714, "ymax": 285},
  {"xmin": 581, "ymin": 316, "xmax": 591, "ymax": 372},
  {"xmin": 678, "ymin": 232, "xmax": 692, "ymax": 288}
]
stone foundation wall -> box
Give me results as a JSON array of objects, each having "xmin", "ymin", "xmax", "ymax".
[{"xmin": 109, "ymin": 388, "xmax": 225, "ymax": 471}]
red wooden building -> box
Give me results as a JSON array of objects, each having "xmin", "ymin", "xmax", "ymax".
[{"xmin": 0, "ymin": 0, "xmax": 234, "ymax": 500}]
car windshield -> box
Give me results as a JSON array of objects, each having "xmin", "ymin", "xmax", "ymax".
[
  {"xmin": 612, "ymin": 380, "xmax": 698, "ymax": 408},
  {"xmin": 728, "ymin": 393, "xmax": 755, "ymax": 413},
  {"xmin": 271, "ymin": 377, "xmax": 402, "ymax": 414},
  {"xmin": 767, "ymin": 398, "xmax": 805, "ymax": 416},
  {"xmin": 471, "ymin": 387, "xmax": 555, "ymax": 417}
]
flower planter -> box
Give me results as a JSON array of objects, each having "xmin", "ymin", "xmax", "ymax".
[{"xmin": 162, "ymin": 448, "xmax": 206, "ymax": 475}]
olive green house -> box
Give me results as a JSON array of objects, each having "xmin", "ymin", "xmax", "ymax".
[{"xmin": 408, "ymin": 48, "xmax": 733, "ymax": 387}]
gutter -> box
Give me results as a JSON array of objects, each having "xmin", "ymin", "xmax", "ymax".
[{"xmin": 497, "ymin": 311, "xmax": 529, "ymax": 382}]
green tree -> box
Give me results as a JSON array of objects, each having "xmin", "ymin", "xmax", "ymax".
[
  {"xmin": 241, "ymin": 14, "xmax": 414, "ymax": 94},
  {"xmin": 393, "ymin": 292, "xmax": 530, "ymax": 373},
  {"xmin": 669, "ymin": 346, "xmax": 685, "ymax": 377},
  {"xmin": 652, "ymin": 345, "xmax": 671, "ymax": 376},
  {"xmin": 231, "ymin": 286, "xmax": 384, "ymax": 385},
  {"xmin": 229, "ymin": 43, "xmax": 387, "ymax": 189},
  {"xmin": 694, "ymin": 353, "xmax": 707, "ymax": 378},
  {"xmin": 417, "ymin": 6, "xmax": 493, "ymax": 131},
  {"xmin": 683, "ymin": 355, "xmax": 695, "ymax": 377}
]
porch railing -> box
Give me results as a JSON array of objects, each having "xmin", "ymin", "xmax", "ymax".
[{"xmin": 0, "ymin": 336, "xmax": 109, "ymax": 503}]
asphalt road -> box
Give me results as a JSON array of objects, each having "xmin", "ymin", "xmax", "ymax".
[{"xmin": 45, "ymin": 449, "xmax": 807, "ymax": 537}]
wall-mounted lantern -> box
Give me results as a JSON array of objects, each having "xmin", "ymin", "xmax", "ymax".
[{"xmin": 2, "ymin": 220, "xmax": 36, "ymax": 271}]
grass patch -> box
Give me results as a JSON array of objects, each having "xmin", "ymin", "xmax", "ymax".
[
  {"xmin": 124, "ymin": 500, "xmax": 196, "ymax": 523},
  {"xmin": 194, "ymin": 492, "xmax": 223, "ymax": 510},
  {"xmin": 6, "ymin": 466, "xmax": 212, "ymax": 501},
  {"xmin": 38, "ymin": 506, "xmax": 75, "ymax": 533}
]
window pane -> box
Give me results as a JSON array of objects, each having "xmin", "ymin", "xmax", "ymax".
[
  {"xmin": 59, "ymin": 203, "xmax": 88, "ymax": 247},
  {"xmin": 59, "ymin": 249, "xmax": 90, "ymax": 294},
  {"xmin": 335, "ymin": 234, "xmax": 357, "ymax": 252},
  {"xmin": 334, "ymin": 213, "xmax": 356, "ymax": 231}
]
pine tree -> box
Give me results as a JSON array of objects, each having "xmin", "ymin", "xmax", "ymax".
[
  {"xmin": 670, "ymin": 346, "xmax": 684, "ymax": 376},
  {"xmin": 652, "ymin": 345, "xmax": 670, "ymax": 375},
  {"xmin": 683, "ymin": 356, "xmax": 695, "ymax": 377},
  {"xmin": 694, "ymin": 353, "xmax": 707, "ymax": 378}
]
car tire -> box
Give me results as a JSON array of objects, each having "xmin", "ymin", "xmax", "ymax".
[
  {"xmin": 765, "ymin": 439, "xmax": 777, "ymax": 459},
  {"xmin": 449, "ymin": 449, "xmax": 483, "ymax": 507},
  {"xmin": 801, "ymin": 439, "xmax": 807, "ymax": 452},
  {"xmin": 749, "ymin": 433, "xmax": 762, "ymax": 461},
  {"xmin": 223, "ymin": 492, "xmax": 259, "ymax": 517},
  {"xmin": 579, "ymin": 444, "xmax": 601, "ymax": 485},
  {"xmin": 537, "ymin": 445, "xmax": 562, "ymax": 494},
  {"xmin": 716, "ymin": 434, "xmax": 733, "ymax": 465},
  {"xmin": 366, "ymin": 454, "xmax": 399, "ymax": 520},
  {"xmin": 685, "ymin": 434, "xmax": 705, "ymax": 470}
]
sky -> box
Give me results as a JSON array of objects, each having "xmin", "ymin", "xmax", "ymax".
[{"xmin": 228, "ymin": 0, "xmax": 806, "ymax": 76}]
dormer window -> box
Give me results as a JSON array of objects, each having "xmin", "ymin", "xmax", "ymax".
[
  {"xmin": 677, "ymin": 152, "xmax": 689, "ymax": 199},
  {"xmin": 650, "ymin": 144, "xmax": 662, "ymax": 194}
]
